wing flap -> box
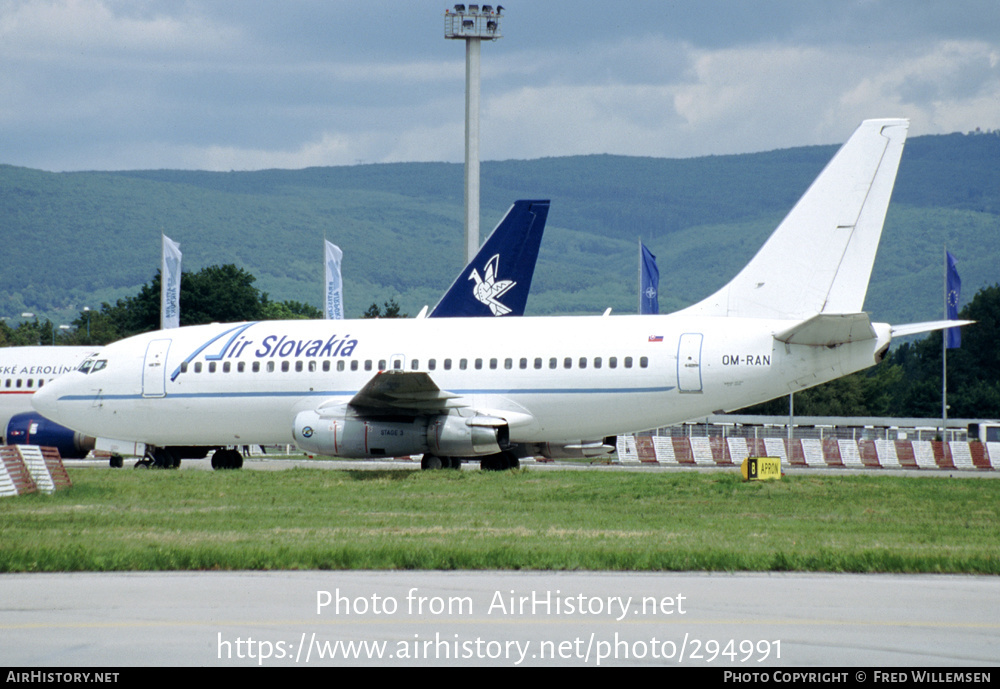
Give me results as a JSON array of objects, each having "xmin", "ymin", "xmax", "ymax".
[{"xmin": 348, "ymin": 370, "xmax": 467, "ymax": 414}]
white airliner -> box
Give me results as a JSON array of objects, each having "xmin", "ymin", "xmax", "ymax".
[{"xmin": 32, "ymin": 119, "xmax": 968, "ymax": 470}]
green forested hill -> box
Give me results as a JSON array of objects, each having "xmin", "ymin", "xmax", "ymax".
[{"xmin": 1, "ymin": 130, "xmax": 997, "ymax": 325}]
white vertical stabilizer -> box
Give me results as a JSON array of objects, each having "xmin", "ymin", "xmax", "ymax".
[{"xmin": 680, "ymin": 118, "xmax": 909, "ymax": 320}]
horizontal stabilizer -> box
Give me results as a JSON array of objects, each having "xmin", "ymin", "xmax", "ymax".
[
  {"xmin": 774, "ymin": 313, "xmax": 876, "ymax": 346},
  {"xmin": 891, "ymin": 320, "xmax": 975, "ymax": 338}
]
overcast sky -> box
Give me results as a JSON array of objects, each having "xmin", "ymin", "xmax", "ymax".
[{"xmin": 3, "ymin": 0, "xmax": 998, "ymax": 172}]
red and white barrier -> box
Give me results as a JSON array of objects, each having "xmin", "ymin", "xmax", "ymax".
[
  {"xmin": 617, "ymin": 436, "xmax": 998, "ymax": 470},
  {"xmin": 0, "ymin": 445, "xmax": 72, "ymax": 497}
]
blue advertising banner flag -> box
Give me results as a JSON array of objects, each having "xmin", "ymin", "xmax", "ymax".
[
  {"xmin": 946, "ymin": 251, "xmax": 961, "ymax": 348},
  {"xmin": 640, "ymin": 242, "xmax": 659, "ymax": 315}
]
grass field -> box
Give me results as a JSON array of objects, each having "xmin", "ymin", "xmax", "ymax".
[{"xmin": 1, "ymin": 466, "xmax": 998, "ymax": 574}]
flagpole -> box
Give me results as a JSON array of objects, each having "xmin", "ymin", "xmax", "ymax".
[
  {"xmin": 637, "ymin": 237, "xmax": 641, "ymax": 315},
  {"xmin": 942, "ymin": 245, "xmax": 947, "ymax": 440}
]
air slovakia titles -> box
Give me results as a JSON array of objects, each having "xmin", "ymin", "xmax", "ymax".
[{"xmin": 222, "ymin": 332, "xmax": 359, "ymax": 359}]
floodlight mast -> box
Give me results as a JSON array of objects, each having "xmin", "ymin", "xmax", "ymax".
[{"xmin": 444, "ymin": 4, "xmax": 503, "ymax": 264}]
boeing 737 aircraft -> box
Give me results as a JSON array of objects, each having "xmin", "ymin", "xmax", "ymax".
[
  {"xmin": 33, "ymin": 120, "xmax": 968, "ymax": 471},
  {"xmin": 6, "ymin": 199, "xmax": 549, "ymax": 468}
]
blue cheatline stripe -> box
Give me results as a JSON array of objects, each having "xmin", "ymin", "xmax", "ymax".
[{"xmin": 56, "ymin": 386, "xmax": 674, "ymax": 403}]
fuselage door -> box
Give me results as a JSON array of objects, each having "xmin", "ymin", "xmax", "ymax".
[
  {"xmin": 142, "ymin": 339, "xmax": 172, "ymax": 398},
  {"xmin": 677, "ymin": 333, "xmax": 703, "ymax": 393}
]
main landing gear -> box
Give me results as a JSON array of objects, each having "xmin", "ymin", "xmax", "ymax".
[
  {"xmin": 210, "ymin": 448, "xmax": 244, "ymax": 470},
  {"xmin": 418, "ymin": 450, "xmax": 520, "ymax": 471},
  {"xmin": 420, "ymin": 454, "xmax": 461, "ymax": 470},
  {"xmin": 134, "ymin": 447, "xmax": 181, "ymax": 469}
]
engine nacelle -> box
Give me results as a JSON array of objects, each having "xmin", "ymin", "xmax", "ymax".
[
  {"xmin": 5, "ymin": 412, "xmax": 95, "ymax": 459},
  {"xmin": 427, "ymin": 414, "xmax": 506, "ymax": 456},
  {"xmin": 292, "ymin": 411, "xmax": 507, "ymax": 458}
]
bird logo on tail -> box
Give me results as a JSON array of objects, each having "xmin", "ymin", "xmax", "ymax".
[{"xmin": 469, "ymin": 254, "xmax": 516, "ymax": 316}]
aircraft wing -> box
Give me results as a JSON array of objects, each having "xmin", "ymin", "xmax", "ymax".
[{"xmin": 346, "ymin": 370, "xmax": 468, "ymax": 415}]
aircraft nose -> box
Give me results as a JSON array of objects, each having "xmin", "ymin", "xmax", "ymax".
[{"xmin": 31, "ymin": 380, "xmax": 60, "ymax": 418}]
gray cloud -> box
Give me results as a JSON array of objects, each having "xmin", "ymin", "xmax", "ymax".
[{"xmin": 1, "ymin": 0, "xmax": 997, "ymax": 171}]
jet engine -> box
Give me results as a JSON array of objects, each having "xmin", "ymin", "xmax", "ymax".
[
  {"xmin": 5, "ymin": 412, "xmax": 95, "ymax": 459},
  {"xmin": 292, "ymin": 410, "xmax": 507, "ymax": 458}
]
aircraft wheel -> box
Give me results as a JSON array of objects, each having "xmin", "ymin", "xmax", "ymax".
[
  {"xmin": 212, "ymin": 448, "xmax": 244, "ymax": 470},
  {"xmin": 505, "ymin": 452, "xmax": 520, "ymax": 470},
  {"xmin": 110, "ymin": 455, "xmax": 124, "ymax": 468},
  {"xmin": 421, "ymin": 454, "xmax": 443, "ymax": 470}
]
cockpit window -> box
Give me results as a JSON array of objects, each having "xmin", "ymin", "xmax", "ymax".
[
  {"xmin": 78, "ymin": 359, "xmax": 94, "ymax": 373},
  {"xmin": 91, "ymin": 360, "xmax": 108, "ymax": 373}
]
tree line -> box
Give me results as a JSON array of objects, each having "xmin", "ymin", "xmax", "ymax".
[{"xmin": 0, "ymin": 264, "xmax": 402, "ymax": 348}]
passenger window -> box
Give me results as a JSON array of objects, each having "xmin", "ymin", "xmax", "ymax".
[
  {"xmin": 411, "ymin": 360, "xmax": 419, "ymax": 370},
  {"xmin": 594, "ymin": 357, "xmax": 602, "ymax": 369},
  {"xmin": 180, "ymin": 362, "xmax": 188, "ymax": 373},
  {"xmin": 475, "ymin": 358, "xmax": 483, "ymax": 370},
  {"xmin": 208, "ymin": 362, "xmax": 217, "ymax": 373},
  {"xmin": 393, "ymin": 360, "xmax": 402, "ymax": 370},
  {"xmin": 27, "ymin": 379, "xmax": 33, "ymax": 389},
  {"xmin": 194, "ymin": 362, "xmax": 202, "ymax": 373},
  {"xmin": 252, "ymin": 361, "xmax": 260, "ymax": 373},
  {"xmin": 490, "ymin": 358, "xmax": 498, "ymax": 370},
  {"xmin": 267, "ymin": 362, "xmax": 275, "ymax": 372},
  {"xmin": 640, "ymin": 356, "xmax": 648, "ymax": 368},
  {"xmin": 351, "ymin": 360, "xmax": 359, "ymax": 371},
  {"xmin": 609, "ymin": 357, "xmax": 617, "ymax": 369},
  {"xmin": 519, "ymin": 358, "xmax": 528, "ymax": 369},
  {"xmin": 296, "ymin": 361, "xmax": 304, "ymax": 372},
  {"xmin": 564, "ymin": 357, "xmax": 572, "ymax": 369},
  {"xmin": 460, "ymin": 359, "xmax": 468, "ymax": 370},
  {"xmin": 444, "ymin": 359, "xmax": 452, "ymax": 370},
  {"xmin": 238, "ymin": 362, "xmax": 245, "ymax": 373},
  {"xmin": 281, "ymin": 361, "xmax": 290, "ymax": 372},
  {"xmin": 378, "ymin": 359, "xmax": 386, "ymax": 371},
  {"xmin": 578, "ymin": 357, "xmax": 587, "ymax": 369},
  {"xmin": 534, "ymin": 358, "xmax": 542, "ymax": 370},
  {"xmin": 337, "ymin": 361, "xmax": 345, "ymax": 372},
  {"xmin": 223, "ymin": 362, "xmax": 231, "ymax": 373},
  {"xmin": 549, "ymin": 358, "xmax": 557, "ymax": 369},
  {"xmin": 428, "ymin": 359, "xmax": 436, "ymax": 371},
  {"xmin": 504, "ymin": 358, "xmax": 512, "ymax": 370},
  {"xmin": 624, "ymin": 357, "xmax": 633, "ymax": 368}
]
